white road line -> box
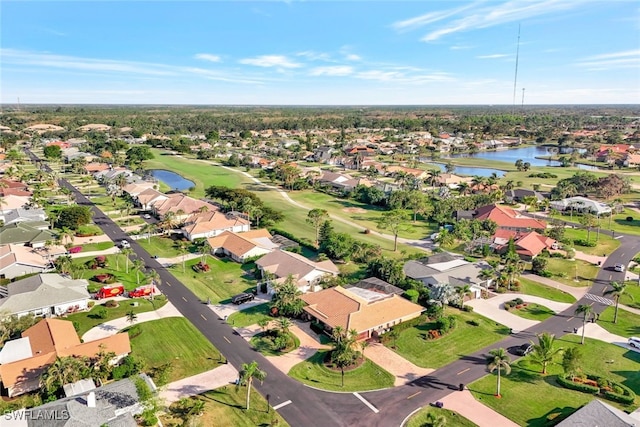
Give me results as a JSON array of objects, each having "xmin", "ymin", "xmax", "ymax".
[
  {"xmin": 353, "ymin": 392, "xmax": 379, "ymax": 413},
  {"xmin": 273, "ymin": 400, "xmax": 292, "ymax": 410},
  {"xmin": 615, "ymin": 236, "xmax": 623, "ymax": 239}
]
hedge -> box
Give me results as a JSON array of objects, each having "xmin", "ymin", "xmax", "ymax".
[
  {"xmin": 556, "ymin": 375, "xmax": 599, "ymax": 394},
  {"xmin": 269, "ymin": 228, "xmax": 316, "ymax": 249},
  {"xmin": 557, "ymin": 374, "xmax": 636, "ymax": 405}
]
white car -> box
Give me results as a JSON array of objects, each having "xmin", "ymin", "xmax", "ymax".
[
  {"xmin": 119, "ymin": 240, "xmax": 131, "ymax": 249},
  {"xmin": 614, "ymin": 264, "xmax": 625, "ymax": 272},
  {"xmin": 143, "ymin": 214, "xmax": 151, "ymax": 219}
]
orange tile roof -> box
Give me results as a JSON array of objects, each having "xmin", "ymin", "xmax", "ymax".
[
  {"xmin": 182, "ymin": 211, "xmax": 248, "ymax": 236},
  {"xmin": 0, "ymin": 352, "xmax": 56, "ymax": 389},
  {"xmin": 22, "ymin": 318, "xmax": 81, "ymax": 355},
  {"xmin": 475, "ymin": 204, "xmax": 546, "ymax": 229},
  {"xmin": 207, "ymin": 230, "xmax": 271, "ymax": 258},
  {"xmin": 62, "ymin": 333, "xmax": 131, "ymax": 358}
]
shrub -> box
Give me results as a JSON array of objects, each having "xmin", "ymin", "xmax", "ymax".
[
  {"xmin": 532, "ymin": 257, "xmax": 548, "ymax": 274},
  {"xmin": 105, "ymin": 299, "xmax": 118, "ymax": 308},
  {"xmin": 626, "ymin": 216, "xmax": 634, "ymax": 222},
  {"xmin": 436, "ymin": 315, "xmax": 457, "ymax": 334},
  {"xmin": 539, "ymin": 270, "xmax": 553, "ymax": 277},
  {"xmin": 404, "ymin": 289, "xmax": 419, "ymax": 303},
  {"xmin": 93, "ymin": 307, "xmax": 108, "ymax": 319},
  {"xmin": 468, "ymin": 319, "xmax": 480, "ymax": 326},
  {"xmin": 462, "ymin": 305, "xmax": 473, "ymax": 312},
  {"xmin": 575, "ymin": 239, "xmax": 597, "ymax": 247},
  {"xmin": 556, "ymin": 375, "xmax": 599, "ymax": 394},
  {"xmin": 550, "ymin": 252, "xmax": 565, "ymax": 258},
  {"xmin": 514, "ymin": 297, "xmax": 524, "ymax": 305}
]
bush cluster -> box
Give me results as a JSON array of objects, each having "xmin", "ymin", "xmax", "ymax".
[
  {"xmin": 435, "ymin": 315, "xmax": 458, "ymax": 334},
  {"xmin": 557, "ymin": 374, "xmax": 636, "ymax": 405}
]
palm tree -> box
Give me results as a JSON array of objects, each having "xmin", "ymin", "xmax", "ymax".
[
  {"xmin": 530, "ymin": 332, "xmax": 562, "ymax": 374},
  {"xmin": 456, "ymin": 285, "xmax": 472, "ymax": 308},
  {"xmin": 575, "ymin": 304, "xmax": 594, "ymax": 345},
  {"xmin": 277, "ymin": 317, "xmax": 292, "ymax": 335},
  {"xmin": 178, "ymin": 240, "xmax": 189, "ymax": 273},
  {"xmin": 131, "ymin": 259, "xmax": 145, "ymax": 285},
  {"xmin": 426, "ymin": 412, "xmax": 447, "ymax": 427},
  {"xmin": 140, "ymin": 222, "xmax": 156, "ymax": 243},
  {"xmin": 126, "ymin": 310, "xmax": 137, "ymax": 325},
  {"xmin": 486, "ymin": 347, "xmax": 511, "ymax": 398},
  {"xmin": 331, "ymin": 326, "xmax": 359, "ymax": 387},
  {"xmin": 604, "ymin": 281, "xmax": 632, "ymax": 324},
  {"xmin": 121, "ymin": 248, "xmax": 133, "ymax": 273},
  {"xmin": 238, "ymin": 361, "xmax": 267, "ymax": 411}
]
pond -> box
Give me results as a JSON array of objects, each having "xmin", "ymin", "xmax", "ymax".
[
  {"xmin": 431, "ymin": 163, "xmax": 506, "ymax": 177},
  {"xmin": 446, "ymin": 145, "xmax": 597, "ymax": 169},
  {"xmin": 150, "ymin": 169, "xmax": 195, "ymax": 191}
]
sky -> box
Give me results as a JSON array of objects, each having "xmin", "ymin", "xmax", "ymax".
[{"xmin": 1, "ymin": 1, "xmax": 639, "ymax": 105}]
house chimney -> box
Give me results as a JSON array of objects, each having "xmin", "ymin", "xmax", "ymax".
[{"xmin": 87, "ymin": 392, "xmax": 96, "ymax": 408}]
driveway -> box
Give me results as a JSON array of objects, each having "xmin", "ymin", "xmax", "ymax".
[
  {"xmin": 364, "ymin": 342, "xmax": 434, "ymax": 387},
  {"xmin": 438, "ymin": 389, "xmax": 520, "ymax": 427},
  {"xmin": 208, "ymin": 294, "xmax": 272, "ymax": 320},
  {"xmin": 160, "ymin": 363, "xmax": 239, "ymax": 404}
]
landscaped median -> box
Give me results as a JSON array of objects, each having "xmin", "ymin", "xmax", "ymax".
[
  {"xmin": 503, "ymin": 298, "xmax": 555, "ymax": 321},
  {"xmin": 288, "ymin": 350, "xmax": 395, "ymax": 392},
  {"xmin": 405, "ymin": 406, "xmax": 478, "ymax": 427},
  {"xmin": 469, "ymin": 335, "xmax": 640, "ymax": 427}
]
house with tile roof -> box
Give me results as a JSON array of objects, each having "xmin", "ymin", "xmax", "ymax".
[
  {"xmin": 300, "ymin": 285, "xmax": 424, "ymax": 340},
  {"xmin": 0, "ymin": 244, "xmax": 65, "ymax": 279},
  {"xmin": 83, "ymin": 162, "xmax": 111, "ymax": 174},
  {"xmin": 0, "ymin": 222, "xmax": 56, "ymax": 248},
  {"xmin": 456, "ymin": 204, "xmax": 547, "ymax": 232},
  {"xmin": 207, "ymin": 229, "xmax": 278, "ymax": 263},
  {"xmin": 317, "ymin": 171, "xmax": 369, "ymax": 192},
  {"xmin": 134, "ymin": 188, "xmax": 168, "ymax": 210},
  {"xmin": 0, "ymin": 273, "xmax": 90, "ymax": 318},
  {"xmin": 0, "ymin": 194, "xmax": 31, "ymax": 212},
  {"xmin": 492, "ymin": 230, "xmax": 557, "ymax": 260},
  {"xmin": 150, "ymin": 193, "xmax": 218, "ymax": 222},
  {"xmin": 256, "ymin": 250, "xmax": 339, "ymax": 293},
  {"xmin": 181, "ymin": 210, "xmax": 250, "ymax": 241},
  {"xmin": 0, "ymin": 318, "xmax": 130, "ymax": 397},
  {"xmin": 122, "ymin": 180, "xmax": 156, "ymax": 197}
]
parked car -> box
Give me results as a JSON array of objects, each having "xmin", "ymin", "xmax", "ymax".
[
  {"xmin": 628, "ymin": 337, "xmax": 640, "ymax": 348},
  {"xmin": 614, "ymin": 263, "xmax": 625, "ymax": 272},
  {"xmin": 515, "ymin": 343, "xmax": 534, "ymax": 356},
  {"xmin": 231, "ymin": 293, "xmax": 255, "ymax": 305},
  {"xmin": 143, "ymin": 214, "xmax": 151, "ymax": 219},
  {"xmin": 119, "ymin": 240, "xmax": 130, "ymax": 249}
]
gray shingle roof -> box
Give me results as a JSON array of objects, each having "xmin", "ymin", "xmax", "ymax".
[
  {"xmin": 556, "ymin": 399, "xmax": 638, "ymax": 427},
  {"xmin": 0, "ymin": 222, "xmax": 55, "ymax": 245},
  {"xmin": 0, "ymin": 274, "xmax": 89, "ymax": 316}
]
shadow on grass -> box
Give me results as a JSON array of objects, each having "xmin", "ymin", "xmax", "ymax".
[
  {"xmin": 526, "ymin": 406, "xmax": 578, "ymax": 427},
  {"xmin": 611, "ymin": 369, "xmax": 640, "ymax": 392}
]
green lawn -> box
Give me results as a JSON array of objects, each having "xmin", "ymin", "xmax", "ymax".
[
  {"xmin": 621, "ymin": 281, "xmax": 640, "ymax": 310},
  {"xmin": 563, "ymin": 228, "xmax": 620, "ymax": 256},
  {"xmin": 406, "ymin": 407, "xmax": 478, "ymax": 427},
  {"xmin": 470, "ymin": 335, "xmax": 640, "ymax": 427},
  {"xmin": 509, "ymin": 303, "xmax": 555, "ymax": 321},
  {"xmin": 137, "ymin": 235, "xmax": 187, "ymax": 258},
  {"xmin": 116, "ymin": 217, "xmax": 145, "ymax": 227},
  {"xmin": 66, "ymin": 296, "xmax": 168, "ymax": 336},
  {"xmin": 544, "ymin": 258, "xmax": 599, "ymax": 287},
  {"xmin": 169, "ymin": 255, "xmax": 257, "ymax": 304},
  {"xmin": 76, "ymin": 224, "xmax": 104, "ymax": 236},
  {"xmin": 518, "ymin": 277, "xmax": 576, "ymax": 303},
  {"xmin": 161, "ymin": 385, "xmax": 289, "ymax": 427},
  {"xmin": 288, "ymin": 350, "xmax": 394, "ymax": 392},
  {"xmin": 145, "ymin": 151, "xmax": 423, "ymax": 257},
  {"xmin": 127, "ymin": 317, "xmax": 222, "ymax": 382},
  {"xmin": 250, "ymin": 331, "xmax": 300, "ymax": 356},
  {"xmin": 227, "ymin": 303, "xmax": 271, "ymax": 328},
  {"xmin": 79, "ymin": 241, "xmax": 115, "ymax": 252},
  {"xmin": 609, "ymin": 208, "xmax": 640, "ymax": 236},
  {"xmin": 596, "ymin": 306, "xmax": 640, "ymax": 338},
  {"xmin": 75, "ymin": 254, "xmax": 143, "ymax": 292},
  {"xmin": 389, "ymin": 308, "xmax": 511, "ymax": 369}
]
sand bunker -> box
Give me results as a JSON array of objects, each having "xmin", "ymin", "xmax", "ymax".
[{"xmin": 343, "ymin": 207, "xmax": 368, "ymax": 214}]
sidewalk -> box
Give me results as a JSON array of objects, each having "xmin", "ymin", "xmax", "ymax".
[
  {"xmin": 521, "ymin": 273, "xmax": 589, "ymax": 300},
  {"xmin": 578, "ymin": 322, "xmax": 640, "ymax": 353},
  {"xmin": 155, "ymin": 253, "xmax": 202, "ymax": 267},
  {"xmin": 439, "ymin": 389, "xmax": 520, "ymax": 427},
  {"xmin": 160, "ymin": 364, "xmax": 239, "ymax": 404},
  {"xmin": 69, "ymin": 245, "xmax": 120, "ymax": 259},
  {"xmin": 208, "ymin": 294, "xmax": 271, "ymax": 320},
  {"xmin": 82, "ymin": 301, "xmax": 183, "ymax": 341}
]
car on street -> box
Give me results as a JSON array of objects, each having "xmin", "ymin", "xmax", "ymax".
[
  {"xmin": 143, "ymin": 214, "xmax": 151, "ymax": 219},
  {"xmin": 119, "ymin": 239, "xmax": 131, "ymax": 249},
  {"xmin": 515, "ymin": 343, "xmax": 534, "ymax": 356},
  {"xmin": 614, "ymin": 263, "xmax": 626, "ymax": 272}
]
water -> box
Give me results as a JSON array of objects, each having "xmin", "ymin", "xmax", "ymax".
[
  {"xmin": 150, "ymin": 169, "xmax": 195, "ymax": 190},
  {"xmin": 430, "ymin": 163, "xmax": 506, "ymax": 177},
  {"xmin": 446, "ymin": 145, "xmax": 597, "ymax": 169}
]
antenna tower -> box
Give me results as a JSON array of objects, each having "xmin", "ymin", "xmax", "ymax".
[
  {"xmin": 521, "ymin": 88, "xmax": 525, "ymax": 111},
  {"xmin": 512, "ymin": 24, "xmax": 521, "ymax": 114}
]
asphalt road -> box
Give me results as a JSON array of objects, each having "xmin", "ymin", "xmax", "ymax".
[{"xmin": 28, "ymin": 149, "xmax": 640, "ymax": 426}]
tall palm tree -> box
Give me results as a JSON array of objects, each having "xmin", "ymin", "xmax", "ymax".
[
  {"xmin": 238, "ymin": 361, "xmax": 267, "ymax": 411},
  {"xmin": 575, "ymin": 304, "xmax": 594, "ymax": 345},
  {"xmin": 140, "ymin": 222, "xmax": 156, "ymax": 243},
  {"xmin": 121, "ymin": 248, "xmax": 133, "ymax": 273},
  {"xmin": 486, "ymin": 347, "xmax": 511, "ymax": 398},
  {"xmin": 331, "ymin": 326, "xmax": 359, "ymax": 387},
  {"xmin": 456, "ymin": 285, "xmax": 472, "ymax": 308},
  {"xmin": 604, "ymin": 281, "xmax": 632, "ymax": 324},
  {"xmin": 178, "ymin": 240, "xmax": 189, "ymax": 273},
  {"xmin": 530, "ymin": 332, "xmax": 563, "ymax": 374},
  {"xmin": 126, "ymin": 310, "xmax": 138, "ymax": 325},
  {"xmin": 131, "ymin": 259, "xmax": 145, "ymax": 285}
]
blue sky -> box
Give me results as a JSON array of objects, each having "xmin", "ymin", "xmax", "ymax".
[{"xmin": 1, "ymin": 1, "xmax": 638, "ymax": 105}]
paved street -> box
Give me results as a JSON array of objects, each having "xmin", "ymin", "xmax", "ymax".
[{"xmin": 28, "ymin": 148, "xmax": 640, "ymax": 427}]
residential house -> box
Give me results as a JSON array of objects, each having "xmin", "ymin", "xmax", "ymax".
[
  {"xmin": 135, "ymin": 188, "xmax": 168, "ymax": 210},
  {"xmin": 150, "ymin": 193, "xmax": 218, "ymax": 222},
  {"xmin": 624, "ymin": 153, "xmax": 640, "ymax": 168},
  {"xmin": 0, "ymin": 194, "xmax": 31, "ymax": 212},
  {"xmin": 83, "ymin": 162, "xmax": 110, "ymax": 174},
  {"xmin": 492, "ymin": 230, "xmax": 557, "ymax": 260},
  {"xmin": 0, "ymin": 244, "xmax": 66, "ymax": 279},
  {"xmin": 385, "ymin": 166, "xmax": 429, "ymax": 180},
  {"xmin": 345, "ymin": 146, "xmax": 376, "ymax": 157},
  {"xmin": 0, "ymin": 318, "xmax": 130, "ymax": 397},
  {"xmin": 255, "ymin": 250, "xmax": 339, "ymax": 293},
  {"xmin": 181, "ymin": 210, "xmax": 250, "ymax": 241},
  {"xmin": 122, "ymin": 180, "xmax": 156, "ymax": 198},
  {"xmin": 595, "ymin": 144, "xmax": 632, "ymax": 162},
  {"xmin": 456, "ymin": 204, "xmax": 547, "ymax": 232},
  {"xmin": 19, "ymin": 374, "xmax": 155, "ymax": 427},
  {"xmin": 0, "ymin": 178, "xmax": 28, "ymax": 194},
  {"xmin": 434, "ymin": 173, "xmax": 473, "ymax": 189},
  {"xmin": 504, "ymin": 189, "xmax": 546, "ymax": 204},
  {"xmin": 207, "ymin": 229, "xmax": 279, "ymax": 263},
  {"xmin": 556, "ymin": 399, "xmax": 638, "ymax": 427},
  {"xmin": 300, "ymin": 285, "xmax": 424, "ymax": 340},
  {"xmin": 403, "ymin": 253, "xmax": 493, "ymax": 298},
  {"xmin": 0, "ymin": 222, "xmax": 56, "ymax": 247},
  {"xmin": 0, "ymin": 273, "xmax": 90, "ymax": 317},
  {"xmin": 347, "ymin": 276, "xmax": 405, "ymax": 296},
  {"xmin": 0, "ymin": 207, "xmax": 47, "ymax": 226},
  {"xmin": 550, "ymin": 196, "xmax": 612, "ymax": 216},
  {"xmin": 317, "ymin": 171, "xmax": 368, "ymax": 192},
  {"xmin": 313, "ymin": 146, "xmax": 334, "ymax": 163}
]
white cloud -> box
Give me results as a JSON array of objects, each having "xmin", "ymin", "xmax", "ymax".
[
  {"xmin": 476, "ymin": 54, "xmax": 509, "ymax": 59},
  {"xmin": 239, "ymin": 55, "xmax": 302, "ymax": 68},
  {"xmin": 345, "ymin": 54, "xmax": 361, "ymax": 61},
  {"xmin": 296, "ymin": 51, "xmax": 332, "ymax": 61},
  {"xmin": 309, "ymin": 66, "xmax": 354, "ymax": 76},
  {"xmin": 394, "ymin": 0, "xmax": 585, "ymax": 42},
  {"xmin": 194, "ymin": 53, "xmax": 221, "ymax": 62},
  {"xmin": 576, "ymin": 49, "xmax": 640, "ymax": 70},
  {"xmin": 450, "ymin": 45, "xmax": 473, "ymax": 50}
]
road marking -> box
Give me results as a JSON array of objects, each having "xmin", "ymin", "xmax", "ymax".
[
  {"xmin": 457, "ymin": 368, "xmax": 470, "ymax": 375},
  {"xmin": 272, "ymin": 400, "xmax": 292, "ymax": 410},
  {"xmin": 223, "ymin": 336, "xmax": 231, "ymax": 343},
  {"xmin": 200, "ymin": 314, "xmax": 207, "ymax": 321},
  {"xmin": 567, "ymin": 316, "xmax": 574, "ymax": 322},
  {"xmin": 182, "ymin": 296, "xmax": 187, "ymax": 302},
  {"xmin": 166, "ymin": 282, "xmax": 172, "ymax": 287},
  {"xmin": 615, "ymin": 236, "xmax": 623, "ymax": 239},
  {"xmin": 353, "ymin": 392, "xmax": 379, "ymax": 413},
  {"xmin": 406, "ymin": 391, "xmax": 422, "ymax": 400},
  {"xmin": 584, "ymin": 293, "xmax": 614, "ymax": 306}
]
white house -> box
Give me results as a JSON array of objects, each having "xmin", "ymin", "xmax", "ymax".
[
  {"xmin": 550, "ymin": 196, "xmax": 612, "ymax": 216},
  {"xmin": 255, "ymin": 250, "xmax": 339, "ymax": 293}
]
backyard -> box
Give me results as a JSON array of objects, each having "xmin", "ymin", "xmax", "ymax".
[
  {"xmin": 127, "ymin": 317, "xmax": 222, "ymax": 382},
  {"xmin": 469, "ymin": 335, "xmax": 640, "ymax": 427},
  {"xmin": 388, "ymin": 308, "xmax": 511, "ymax": 369},
  {"xmin": 288, "ymin": 350, "xmax": 395, "ymax": 392}
]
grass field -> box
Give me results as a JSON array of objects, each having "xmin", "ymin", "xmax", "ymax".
[
  {"xmin": 74, "ymin": 254, "xmax": 143, "ymax": 292},
  {"xmin": 544, "ymin": 258, "xmax": 599, "ymax": 287},
  {"xmin": 79, "ymin": 241, "xmax": 115, "ymax": 252},
  {"xmin": 563, "ymin": 228, "xmax": 620, "ymax": 255},
  {"xmin": 66, "ymin": 296, "xmax": 168, "ymax": 336},
  {"xmin": 288, "ymin": 350, "xmax": 394, "ymax": 392},
  {"xmin": 470, "ymin": 335, "xmax": 640, "ymax": 427},
  {"xmin": 137, "ymin": 235, "xmax": 190, "ymax": 258},
  {"xmin": 596, "ymin": 305, "xmax": 640, "ymax": 338},
  {"xmin": 550, "ymin": 207, "xmax": 640, "ymax": 237},
  {"xmin": 127, "ymin": 317, "xmax": 222, "ymax": 382},
  {"xmin": 227, "ymin": 303, "xmax": 271, "ymax": 328},
  {"xmin": 518, "ymin": 277, "xmax": 576, "ymax": 303},
  {"xmin": 509, "ymin": 303, "xmax": 555, "ymax": 321},
  {"xmin": 161, "ymin": 385, "xmax": 289, "ymax": 427},
  {"xmin": 389, "ymin": 308, "xmax": 511, "ymax": 369},
  {"xmin": 169, "ymin": 255, "xmax": 257, "ymax": 304},
  {"xmin": 406, "ymin": 406, "xmax": 478, "ymax": 427},
  {"xmin": 621, "ymin": 281, "xmax": 640, "ymax": 309}
]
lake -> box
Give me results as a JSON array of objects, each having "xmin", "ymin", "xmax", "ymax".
[
  {"xmin": 431, "ymin": 163, "xmax": 506, "ymax": 177},
  {"xmin": 446, "ymin": 145, "xmax": 597, "ymax": 169},
  {"xmin": 150, "ymin": 169, "xmax": 195, "ymax": 190}
]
